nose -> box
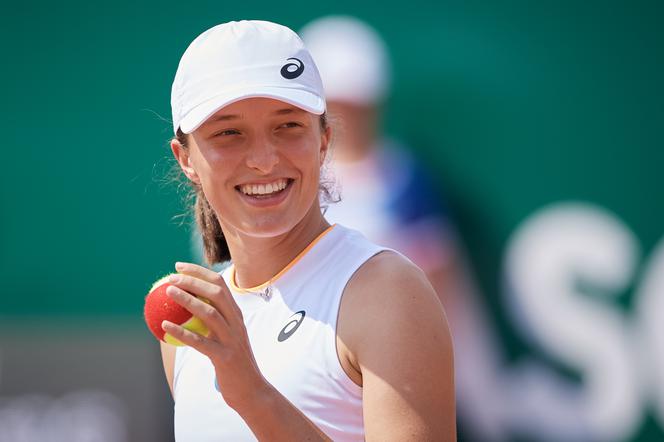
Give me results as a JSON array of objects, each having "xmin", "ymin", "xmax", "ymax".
[{"xmin": 245, "ymin": 136, "xmax": 280, "ymax": 174}]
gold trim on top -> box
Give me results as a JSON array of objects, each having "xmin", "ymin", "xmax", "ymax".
[{"xmin": 229, "ymin": 224, "xmax": 337, "ymax": 294}]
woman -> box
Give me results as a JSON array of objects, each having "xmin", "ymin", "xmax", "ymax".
[{"xmin": 160, "ymin": 20, "xmax": 455, "ymax": 441}]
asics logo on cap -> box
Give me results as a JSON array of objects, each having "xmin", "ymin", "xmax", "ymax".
[
  {"xmin": 280, "ymin": 58, "xmax": 304, "ymax": 79},
  {"xmin": 277, "ymin": 310, "xmax": 306, "ymax": 342}
]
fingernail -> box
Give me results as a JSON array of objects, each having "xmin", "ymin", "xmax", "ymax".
[
  {"xmin": 169, "ymin": 274, "xmax": 181, "ymax": 284},
  {"xmin": 175, "ymin": 262, "xmax": 185, "ymax": 270}
]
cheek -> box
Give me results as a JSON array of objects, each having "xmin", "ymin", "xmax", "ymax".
[
  {"xmin": 191, "ymin": 148, "xmax": 232, "ymax": 184},
  {"xmin": 189, "ymin": 154, "xmax": 234, "ymax": 212},
  {"xmin": 291, "ymin": 147, "xmax": 322, "ymax": 184},
  {"xmin": 298, "ymin": 156, "xmax": 323, "ymax": 202},
  {"xmin": 291, "ymin": 133, "xmax": 325, "ymax": 168}
]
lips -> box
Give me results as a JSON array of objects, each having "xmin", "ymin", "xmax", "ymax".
[
  {"xmin": 237, "ymin": 178, "xmax": 289, "ymax": 197},
  {"xmin": 234, "ymin": 178, "xmax": 294, "ymax": 206}
]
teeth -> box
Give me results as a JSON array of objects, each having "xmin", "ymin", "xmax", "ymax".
[{"xmin": 240, "ymin": 179, "xmax": 288, "ymax": 196}]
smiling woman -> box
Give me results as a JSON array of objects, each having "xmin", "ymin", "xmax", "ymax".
[{"xmin": 159, "ymin": 20, "xmax": 456, "ymax": 441}]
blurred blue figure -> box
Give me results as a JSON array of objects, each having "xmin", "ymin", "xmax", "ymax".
[
  {"xmin": 301, "ymin": 15, "xmax": 451, "ymax": 283},
  {"xmin": 301, "ymin": 16, "xmax": 510, "ymax": 441}
]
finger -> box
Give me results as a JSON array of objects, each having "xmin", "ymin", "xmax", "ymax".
[
  {"xmin": 162, "ymin": 320, "xmax": 217, "ymax": 355},
  {"xmin": 168, "ymin": 273, "xmax": 223, "ymax": 303},
  {"xmin": 175, "ymin": 262, "xmax": 225, "ymax": 286},
  {"xmin": 173, "ymin": 262, "xmax": 240, "ymax": 315},
  {"xmin": 172, "ymin": 263, "xmax": 243, "ymax": 319},
  {"xmin": 168, "ymin": 273, "xmax": 241, "ymax": 323},
  {"xmin": 166, "ymin": 285, "xmax": 232, "ymax": 340}
]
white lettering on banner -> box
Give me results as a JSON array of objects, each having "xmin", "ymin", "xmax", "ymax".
[
  {"xmin": 634, "ymin": 237, "xmax": 664, "ymax": 426},
  {"xmin": 504, "ymin": 202, "xmax": 645, "ymax": 441},
  {"xmin": 0, "ymin": 390, "xmax": 128, "ymax": 441}
]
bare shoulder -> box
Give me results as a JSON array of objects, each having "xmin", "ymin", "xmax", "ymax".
[
  {"xmin": 361, "ymin": 250, "xmax": 434, "ymax": 291},
  {"xmin": 338, "ymin": 250, "xmax": 456, "ymax": 440},
  {"xmin": 342, "ymin": 250, "xmax": 448, "ymax": 331}
]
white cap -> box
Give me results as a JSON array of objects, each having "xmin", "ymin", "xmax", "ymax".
[
  {"xmin": 171, "ymin": 20, "xmax": 326, "ymax": 134},
  {"xmin": 300, "ymin": 16, "xmax": 390, "ymax": 106}
]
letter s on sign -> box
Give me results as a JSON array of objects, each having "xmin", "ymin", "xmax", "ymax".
[
  {"xmin": 504, "ymin": 202, "xmax": 641, "ymax": 442},
  {"xmin": 635, "ymin": 236, "xmax": 664, "ymax": 426}
]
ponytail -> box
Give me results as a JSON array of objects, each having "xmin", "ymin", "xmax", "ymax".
[{"xmin": 194, "ymin": 186, "xmax": 231, "ymax": 264}]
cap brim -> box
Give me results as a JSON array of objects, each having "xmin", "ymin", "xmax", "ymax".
[{"xmin": 177, "ymin": 86, "xmax": 326, "ymax": 134}]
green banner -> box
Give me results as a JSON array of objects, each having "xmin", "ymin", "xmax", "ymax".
[{"xmin": 1, "ymin": 1, "xmax": 662, "ymax": 440}]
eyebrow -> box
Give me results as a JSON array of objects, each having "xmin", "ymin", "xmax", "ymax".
[
  {"xmin": 211, "ymin": 114, "xmax": 240, "ymax": 122},
  {"xmin": 210, "ymin": 107, "xmax": 304, "ymax": 122},
  {"xmin": 273, "ymin": 108, "xmax": 304, "ymax": 115}
]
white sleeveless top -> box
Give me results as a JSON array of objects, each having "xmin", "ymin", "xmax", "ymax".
[{"xmin": 173, "ymin": 224, "xmax": 387, "ymax": 441}]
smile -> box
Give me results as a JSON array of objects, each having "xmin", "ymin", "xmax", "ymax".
[
  {"xmin": 238, "ymin": 178, "xmax": 290, "ymax": 197},
  {"xmin": 235, "ymin": 178, "xmax": 294, "ymax": 206}
]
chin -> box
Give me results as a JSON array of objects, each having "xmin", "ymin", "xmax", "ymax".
[{"xmin": 238, "ymin": 215, "xmax": 299, "ymax": 238}]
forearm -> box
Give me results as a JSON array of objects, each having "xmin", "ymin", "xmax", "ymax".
[{"xmin": 236, "ymin": 382, "xmax": 332, "ymax": 442}]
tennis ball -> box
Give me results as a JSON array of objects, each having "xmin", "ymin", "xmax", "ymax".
[{"xmin": 143, "ymin": 274, "xmax": 210, "ymax": 346}]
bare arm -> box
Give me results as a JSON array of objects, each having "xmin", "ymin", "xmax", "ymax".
[
  {"xmin": 160, "ymin": 341, "xmax": 176, "ymax": 398},
  {"xmin": 231, "ymin": 383, "xmax": 332, "ymax": 441},
  {"xmin": 339, "ymin": 251, "xmax": 457, "ymax": 441}
]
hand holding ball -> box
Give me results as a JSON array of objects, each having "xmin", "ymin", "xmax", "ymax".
[{"xmin": 144, "ymin": 274, "xmax": 210, "ymax": 346}]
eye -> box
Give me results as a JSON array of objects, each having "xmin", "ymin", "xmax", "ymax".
[
  {"xmin": 280, "ymin": 121, "xmax": 302, "ymax": 129},
  {"xmin": 213, "ymin": 128, "xmax": 241, "ymax": 137}
]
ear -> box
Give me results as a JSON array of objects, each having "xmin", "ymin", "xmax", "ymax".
[
  {"xmin": 319, "ymin": 124, "xmax": 332, "ymax": 166},
  {"xmin": 170, "ymin": 138, "xmax": 200, "ymax": 184}
]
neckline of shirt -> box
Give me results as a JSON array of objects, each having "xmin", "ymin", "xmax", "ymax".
[{"xmin": 227, "ymin": 224, "xmax": 338, "ymax": 294}]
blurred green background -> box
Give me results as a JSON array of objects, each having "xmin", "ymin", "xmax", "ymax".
[{"xmin": 1, "ymin": 1, "xmax": 662, "ymax": 441}]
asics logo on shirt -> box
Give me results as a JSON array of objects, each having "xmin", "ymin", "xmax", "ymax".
[
  {"xmin": 278, "ymin": 310, "xmax": 306, "ymax": 342},
  {"xmin": 280, "ymin": 58, "xmax": 304, "ymax": 79}
]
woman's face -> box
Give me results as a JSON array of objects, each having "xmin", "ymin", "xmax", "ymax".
[{"xmin": 173, "ymin": 97, "xmax": 329, "ymax": 239}]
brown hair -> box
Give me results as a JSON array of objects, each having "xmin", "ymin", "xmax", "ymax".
[{"xmin": 173, "ymin": 114, "xmax": 337, "ymax": 265}]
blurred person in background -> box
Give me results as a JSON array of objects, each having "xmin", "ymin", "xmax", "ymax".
[{"xmin": 301, "ymin": 16, "xmax": 511, "ymax": 441}]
